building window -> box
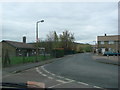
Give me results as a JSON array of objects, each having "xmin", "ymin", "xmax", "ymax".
[
  {"xmin": 100, "ymin": 41, "xmax": 104, "ymax": 44},
  {"xmin": 108, "ymin": 41, "xmax": 114, "ymax": 44}
]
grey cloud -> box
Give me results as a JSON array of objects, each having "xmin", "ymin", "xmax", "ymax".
[{"xmin": 1, "ymin": 2, "xmax": 118, "ymax": 44}]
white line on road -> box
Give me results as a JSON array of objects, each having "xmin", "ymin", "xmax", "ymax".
[
  {"xmin": 39, "ymin": 66, "xmax": 104, "ymax": 89},
  {"xmin": 48, "ymin": 83, "xmax": 63, "ymax": 88},
  {"xmin": 64, "ymin": 78, "xmax": 75, "ymax": 81},
  {"xmin": 77, "ymin": 82, "xmax": 89, "ymax": 86},
  {"xmin": 36, "ymin": 67, "xmax": 42, "ymax": 74},
  {"xmin": 93, "ymin": 86, "xmax": 101, "ymax": 88},
  {"xmin": 57, "ymin": 76, "xmax": 64, "ymax": 79},
  {"xmin": 48, "ymin": 77, "xmax": 53, "ymax": 79},
  {"xmin": 48, "ymin": 81, "xmax": 73, "ymax": 88},
  {"xmin": 41, "ymin": 66, "xmax": 50, "ymax": 74},
  {"xmin": 93, "ymin": 86, "xmax": 106, "ymax": 90},
  {"xmin": 42, "ymin": 74, "xmax": 47, "ymax": 77},
  {"xmin": 56, "ymin": 79, "xmax": 67, "ymax": 83}
]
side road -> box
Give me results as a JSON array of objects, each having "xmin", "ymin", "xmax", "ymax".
[{"xmin": 92, "ymin": 54, "xmax": 119, "ymax": 65}]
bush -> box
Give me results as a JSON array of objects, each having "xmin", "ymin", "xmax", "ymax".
[
  {"xmin": 64, "ymin": 49, "xmax": 76, "ymax": 55},
  {"xmin": 52, "ymin": 48, "xmax": 64, "ymax": 58}
]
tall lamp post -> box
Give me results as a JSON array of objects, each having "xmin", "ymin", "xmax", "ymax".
[{"xmin": 36, "ymin": 20, "xmax": 44, "ymax": 62}]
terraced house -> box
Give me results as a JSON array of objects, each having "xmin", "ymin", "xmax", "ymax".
[{"xmin": 97, "ymin": 34, "xmax": 120, "ymax": 54}]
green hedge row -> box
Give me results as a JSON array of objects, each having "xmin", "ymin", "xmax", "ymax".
[
  {"xmin": 52, "ymin": 48, "xmax": 64, "ymax": 58},
  {"xmin": 52, "ymin": 48, "xmax": 77, "ymax": 58}
]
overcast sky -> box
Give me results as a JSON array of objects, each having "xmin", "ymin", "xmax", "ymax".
[{"xmin": 1, "ymin": 2, "xmax": 118, "ymax": 44}]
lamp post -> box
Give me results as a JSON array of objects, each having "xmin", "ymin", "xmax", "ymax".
[{"xmin": 36, "ymin": 20, "xmax": 44, "ymax": 62}]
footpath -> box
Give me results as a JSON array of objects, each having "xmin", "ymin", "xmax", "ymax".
[{"xmin": 92, "ymin": 54, "xmax": 119, "ymax": 66}]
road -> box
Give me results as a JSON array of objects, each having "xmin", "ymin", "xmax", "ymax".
[
  {"xmin": 2, "ymin": 53, "xmax": 118, "ymax": 89},
  {"xmin": 43, "ymin": 53, "xmax": 118, "ymax": 88}
]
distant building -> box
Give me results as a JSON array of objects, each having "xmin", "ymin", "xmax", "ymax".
[
  {"xmin": 97, "ymin": 34, "xmax": 120, "ymax": 54},
  {"xmin": 91, "ymin": 44, "xmax": 98, "ymax": 53}
]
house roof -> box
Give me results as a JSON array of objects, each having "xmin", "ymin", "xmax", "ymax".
[
  {"xmin": 2, "ymin": 40, "xmax": 35, "ymax": 49},
  {"xmin": 97, "ymin": 35, "xmax": 120, "ymax": 41}
]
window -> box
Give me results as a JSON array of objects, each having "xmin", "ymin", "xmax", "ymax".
[
  {"xmin": 108, "ymin": 41, "xmax": 114, "ymax": 44},
  {"xmin": 100, "ymin": 41, "xmax": 104, "ymax": 44}
]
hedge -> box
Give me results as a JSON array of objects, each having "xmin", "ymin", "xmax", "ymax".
[{"xmin": 52, "ymin": 48, "xmax": 64, "ymax": 58}]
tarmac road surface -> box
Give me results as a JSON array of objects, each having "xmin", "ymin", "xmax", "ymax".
[
  {"xmin": 2, "ymin": 53, "xmax": 118, "ymax": 89},
  {"xmin": 43, "ymin": 53, "xmax": 118, "ymax": 88}
]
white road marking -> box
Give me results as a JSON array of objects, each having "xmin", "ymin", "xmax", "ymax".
[
  {"xmin": 42, "ymin": 74, "xmax": 47, "ymax": 77},
  {"xmin": 93, "ymin": 86, "xmax": 105, "ymax": 90},
  {"xmin": 77, "ymin": 82, "xmax": 89, "ymax": 86},
  {"xmin": 93, "ymin": 86, "xmax": 101, "ymax": 88},
  {"xmin": 51, "ymin": 73, "xmax": 55, "ymax": 76},
  {"xmin": 48, "ymin": 83, "xmax": 63, "ymax": 88},
  {"xmin": 39, "ymin": 66, "xmax": 104, "ymax": 89},
  {"xmin": 41, "ymin": 66, "xmax": 50, "ymax": 74},
  {"xmin": 48, "ymin": 81, "xmax": 73, "ymax": 88},
  {"xmin": 56, "ymin": 79, "xmax": 67, "ymax": 83},
  {"xmin": 48, "ymin": 77, "xmax": 53, "ymax": 79},
  {"xmin": 57, "ymin": 76, "xmax": 64, "ymax": 79},
  {"xmin": 64, "ymin": 78, "xmax": 73, "ymax": 81},
  {"xmin": 36, "ymin": 67, "xmax": 42, "ymax": 74}
]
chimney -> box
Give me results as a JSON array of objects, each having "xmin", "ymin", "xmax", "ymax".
[
  {"xmin": 23, "ymin": 36, "xmax": 26, "ymax": 43},
  {"xmin": 105, "ymin": 33, "xmax": 107, "ymax": 36}
]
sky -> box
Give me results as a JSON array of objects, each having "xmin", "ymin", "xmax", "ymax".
[{"xmin": 1, "ymin": 2, "xmax": 118, "ymax": 44}]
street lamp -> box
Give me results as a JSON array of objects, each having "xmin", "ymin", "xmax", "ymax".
[{"xmin": 36, "ymin": 20, "xmax": 44, "ymax": 62}]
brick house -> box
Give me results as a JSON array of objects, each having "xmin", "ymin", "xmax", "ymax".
[{"xmin": 97, "ymin": 34, "xmax": 120, "ymax": 54}]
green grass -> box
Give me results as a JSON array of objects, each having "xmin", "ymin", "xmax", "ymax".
[{"xmin": 10, "ymin": 55, "xmax": 53, "ymax": 65}]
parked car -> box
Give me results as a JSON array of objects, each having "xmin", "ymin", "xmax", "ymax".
[{"xmin": 103, "ymin": 51, "xmax": 120, "ymax": 56}]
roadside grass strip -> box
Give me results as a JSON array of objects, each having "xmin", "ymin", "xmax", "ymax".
[{"xmin": 8, "ymin": 55, "xmax": 53, "ymax": 66}]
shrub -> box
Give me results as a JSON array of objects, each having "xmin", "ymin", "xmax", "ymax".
[{"xmin": 52, "ymin": 48, "xmax": 64, "ymax": 58}]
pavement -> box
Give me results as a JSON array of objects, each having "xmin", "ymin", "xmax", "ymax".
[
  {"xmin": 92, "ymin": 54, "xmax": 119, "ymax": 65},
  {"xmin": 2, "ymin": 58, "xmax": 57, "ymax": 76}
]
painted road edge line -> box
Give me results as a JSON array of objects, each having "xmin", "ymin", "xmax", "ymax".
[
  {"xmin": 40, "ymin": 66, "xmax": 104, "ymax": 89},
  {"xmin": 48, "ymin": 80, "xmax": 74, "ymax": 88},
  {"xmin": 77, "ymin": 82, "xmax": 89, "ymax": 86}
]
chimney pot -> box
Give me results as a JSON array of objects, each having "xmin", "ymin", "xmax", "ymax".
[
  {"xmin": 23, "ymin": 36, "xmax": 26, "ymax": 43},
  {"xmin": 105, "ymin": 34, "xmax": 107, "ymax": 36}
]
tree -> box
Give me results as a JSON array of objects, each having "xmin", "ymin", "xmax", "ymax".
[
  {"xmin": 53, "ymin": 31, "xmax": 59, "ymax": 48},
  {"xmin": 59, "ymin": 30, "xmax": 75, "ymax": 50},
  {"xmin": 45, "ymin": 31, "xmax": 55, "ymax": 52}
]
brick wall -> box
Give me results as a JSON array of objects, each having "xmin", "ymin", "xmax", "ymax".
[{"xmin": 2, "ymin": 42, "xmax": 16, "ymax": 58}]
